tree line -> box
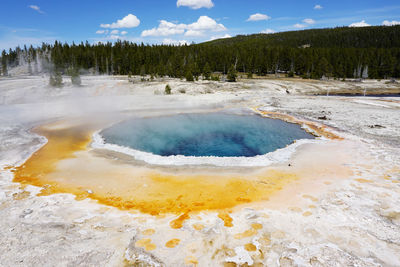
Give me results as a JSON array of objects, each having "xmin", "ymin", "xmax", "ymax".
[{"xmin": 1, "ymin": 26, "xmax": 400, "ymax": 80}]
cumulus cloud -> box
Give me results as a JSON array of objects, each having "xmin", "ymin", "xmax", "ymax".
[
  {"xmin": 163, "ymin": 39, "xmax": 189, "ymax": 46},
  {"xmin": 100, "ymin": 14, "xmax": 140, "ymax": 29},
  {"xmin": 247, "ymin": 13, "xmax": 271, "ymax": 22},
  {"xmin": 177, "ymin": 0, "xmax": 214, "ymax": 9},
  {"xmin": 121, "ymin": 31, "xmax": 128, "ymax": 35},
  {"xmin": 349, "ymin": 20, "xmax": 370, "ymax": 27},
  {"xmin": 294, "ymin": 23, "xmax": 307, "ymax": 29},
  {"xmin": 303, "ymin": 18, "xmax": 316, "ymax": 24},
  {"xmin": 142, "ymin": 20, "xmax": 186, "ymax": 37},
  {"xmin": 141, "ymin": 16, "xmax": 226, "ymax": 37},
  {"xmin": 185, "ymin": 30, "xmax": 204, "ymax": 37},
  {"xmin": 382, "ymin": 20, "xmax": 400, "ymax": 26},
  {"xmin": 261, "ymin": 28, "xmax": 275, "ymax": 34},
  {"xmin": 96, "ymin": 30, "xmax": 107, "ymax": 34},
  {"xmin": 110, "ymin": 30, "xmax": 119, "ymax": 35},
  {"xmin": 28, "ymin": 5, "xmax": 44, "ymax": 14},
  {"xmin": 314, "ymin": 5, "xmax": 323, "ymax": 10},
  {"xmin": 188, "ymin": 16, "xmax": 226, "ymax": 31}
]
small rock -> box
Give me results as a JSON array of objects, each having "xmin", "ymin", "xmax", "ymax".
[
  {"xmin": 318, "ymin": 115, "xmax": 327, "ymax": 120},
  {"xmin": 368, "ymin": 125, "xmax": 385, "ymax": 129},
  {"xmin": 20, "ymin": 209, "xmax": 33, "ymax": 218}
]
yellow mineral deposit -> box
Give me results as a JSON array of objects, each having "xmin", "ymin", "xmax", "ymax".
[
  {"xmin": 165, "ymin": 239, "xmax": 180, "ymax": 248},
  {"xmin": 192, "ymin": 223, "xmax": 205, "ymax": 231},
  {"xmin": 244, "ymin": 243, "xmax": 257, "ymax": 252},
  {"xmin": 254, "ymin": 109, "xmax": 343, "ymax": 140},
  {"xmin": 234, "ymin": 229, "xmax": 258, "ymax": 239},
  {"xmin": 134, "ymin": 238, "xmax": 156, "ymax": 251},
  {"xmin": 218, "ymin": 211, "xmax": 234, "ymax": 227},
  {"xmin": 141, "ymin": 229, "xmax": 156, "ymax": 236}
]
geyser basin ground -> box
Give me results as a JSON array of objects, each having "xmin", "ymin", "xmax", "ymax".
[
  {"xmin": 100, "ymin": 113, "xmax": 314, "ymax": 158},
  {"xmin": 3, "ymin": 76, "xmax": 400, "ymax": 266}
]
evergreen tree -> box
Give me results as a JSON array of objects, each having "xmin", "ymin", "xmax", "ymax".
[
  {"xmin": 203, "ymin": 62, "xmax": 211, "ymax": 80},
  {"xmin": 1, "ymin": 25, "xmax": 400, "ymax": 80},
  {"xmin": 49, "ymin": 71, "xmax": 63, "ymax": 87},
  {"xmin": 1, "ymin": 50, "xmax": 8, "ymax": 76},
  {"xmin": 227, "ymin": 65, "xmax": 237, "ymax": 82},
  {"xmin": 192, "ymin": 63, "xmax": 201, "ymax": 80},
  {"xmin": 185, "ymin": 69, "xmax": 194, "ymax": 82},
  {"xmin": 68, "ymin": 67, "xmax": 81, "ymax": 86}
]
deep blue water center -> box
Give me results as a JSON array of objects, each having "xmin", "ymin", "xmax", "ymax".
[{"xmin": 101, "ymin": 113, "xmax": 314, "ymax": 157}]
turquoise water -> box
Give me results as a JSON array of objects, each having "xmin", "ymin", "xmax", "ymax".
[{"xmin": 101, "ymin": 113, "xmax": 314, "ymax": 157}]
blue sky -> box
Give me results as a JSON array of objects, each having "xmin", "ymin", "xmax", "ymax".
[{"xmin": 1, "ymin": 0, "xmax": 400, "ymax": 50}]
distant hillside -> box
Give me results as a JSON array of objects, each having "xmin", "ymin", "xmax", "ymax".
[
  {"xmin": 1, "ymin": 26, "xmax": 400, "ymax": 80},
  {"xmin": 203, "ymin": 26, "xmax": 400, "ymax": 48}
]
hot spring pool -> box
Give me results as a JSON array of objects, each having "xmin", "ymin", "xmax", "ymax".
[{"xmin": 100, "ymin": 113, "xmax": 314, "ymax": 158}]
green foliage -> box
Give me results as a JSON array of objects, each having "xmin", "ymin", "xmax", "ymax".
[
  {"xmin": 49, "ymin": 71, "xmax": 63, "ymax": 87},
  {"xmin": 1, "ymin": 50, "xmax": 7, "ymax": 76},
  {"xmin": 203, "ymin": 62, "xmax": 211, "ymax": 80},
  {"xmin": 165, "ymin": 84, "xmax": 172, "ymax": 95},
  {"xmin": 185, "ymin": 70, "xmax": 194, "ymax": 82},
  {"xmin": 68, "ymin": 67, "xmax": 81, "ymax": 86},
  {"xmin": 288, "ymin": 71, "xmax": 294, "ymax": 77},
  {"xmin": 227, "ymin": 65, "xmax": 237, "ymax": 82},
  {"xmin": 247, "ymin": 72, "xmax": 253, "ymax": 79},
  {"xmin": 192, "ymin": 63, "xmax": 201, "ymax": 80},
  {"xmin": 211, "ymin": 75, "xmax": 220, "ymax": 81}
]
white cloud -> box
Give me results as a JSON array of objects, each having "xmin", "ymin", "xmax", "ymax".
[
  {"xmin": 100, "ymin": 14, "xmax": 140, "ymax": 29},
  {"xmin": 261, "ymin": 28, "xmax": 275, "ymax": 34},
  {"xmin": 303, "ymin": 18, "xmax": 316, "ymax": 24},
  {"xmin": 142, "ymin": 20, "xmax": 186, "ymax": 37},
  {"xmin": 349, "ymin": 20, "xmax": 370, "ymax": 27},
  {"xmin": 247, "ymin": 13, "xmax": 271, "ymax": 22},
  {"xmin": 141, "ymin": 16, "xmax": 226, "ymax": 37},
  {"xmin": 187, "ymin": 16, "xmax": 226, "ymax": 31},
  {"xmin": 110, "ymin": 30, "xmax": 119, "ymax": 35},
  {"xmin": 163, "ymin": 39, "xmax": 189, "ymax": 46},
  {"xmin": 314, "ymin": 5, "xmax": 323, "ymax": 10},
  {"xmin": 382, "ymin": 20, "xmax": 400, "ymax": 26},
  {"xmin": 185, "ymin": 30, "xmax": 204, "ymax": 37},
  {"xmin": 294, "ymin": 23, "xmax": 307, "ymax": 29},
  {"xmin": 210, "ymin": 34, "xmax": 231, "ymax": 41},
  {"xmin": 28, "ymin": 5, "xmax": 44, "ymax": 14},
  {"xmin": 109, "ymin": 35, "xmax": 121, "ymax": 40},
  {"xmin": 121, "ymin": 31, "xmax": 128, "ymax": 35},
  {"xmin": 176, "ymin": 0, "xmax": 214, "ymax": 9},
  {"xmin": 96, "ymin": 30, "xmax": 107, "ymax": 34}
]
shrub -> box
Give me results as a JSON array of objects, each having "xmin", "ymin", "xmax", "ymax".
[
  {"xmin": 49, "ymin": 71, "xmax": 63, "ymax": 87},
  {"xmin": 178, "ymin": 88, "xmax": 186, "ymax": 94},
  {"xmin": 69, "ymin": 68, "xmax": 81, "ymax": 86},
  {"xmin": 185, "ymin": 70, "xmax": 194, "ymax": 82},
  {"xmin": 227, "ymin": 65, "xmax": 237, "ymax": 82},
  {"xmin": 165, "ymin": 84, "xmax": 172, "ymax": 95},
  {"xmin": 211, "ymin": 75, "xmax": 220, "ymax": 81}
]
